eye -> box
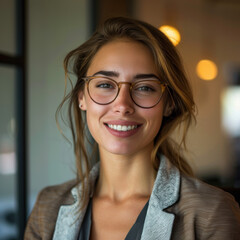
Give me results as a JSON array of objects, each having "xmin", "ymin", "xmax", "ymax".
[
  {"xmin": 96, "ymin": 82, "xmax": 114, "ymax": 89},
  {"xmin": 134, "ymin": 82, "xmax": 157, "ymax": 92},
  {"xmin": 92, "ymin": 78, "xmax": 117, "ymax": 90},
  {"xmin": 136, "ymin": 85, "xmax": 155, "ymax": 92}
]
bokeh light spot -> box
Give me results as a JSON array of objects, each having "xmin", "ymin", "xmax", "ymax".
[
  {"xmin": 159, "ymin": 25, "xmax": 181, "ymax": 46},
  {"xmin": 196, "ymin": 59, "xmax": 218, "ymax": 80}
]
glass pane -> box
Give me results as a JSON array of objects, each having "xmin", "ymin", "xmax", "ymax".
[
  {"xmin": 222, "ymin": 86, "xmax": 240, "ymax": 137},
  {"xmin": 0, "ymin": 0, "xmax": 16, "ymax": 55},
  {"xmin": 0, "ymin": 66, "xmax": 17, "ymax": 239}
]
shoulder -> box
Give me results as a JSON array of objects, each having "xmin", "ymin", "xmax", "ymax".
[
  {"xmin": 24, "ymin": 179, "xmax": 78, "ymax": 239},
  {"xmin": 180, "ymin": 174, "xmax": 239, "ymax": 211},
  {"xmin": 32, "ymin": 179, "xmax": 78, "ymax": 221},
  {"xmin": 170, "ymin": 174, "xmax": 240, "ymax": 239},
  {"xmin": 37, "ymin": 179, "xmax": 78, "ymax": 204}
]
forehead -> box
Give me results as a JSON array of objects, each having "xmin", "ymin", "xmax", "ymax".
[{"xmin": 87, "ymin": 39, "xmax": 158, "ymax": 76}]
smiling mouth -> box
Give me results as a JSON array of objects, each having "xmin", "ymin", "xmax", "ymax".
[{"xmin": 105, "ymin": 124, "xmax": 139, "ymax": 132}]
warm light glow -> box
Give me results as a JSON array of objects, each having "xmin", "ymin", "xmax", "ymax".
[
  {"xmin": 196, "ymin": 59, "xmax": 218, "ymax": 80},
  {"xmin": 221, "ymin": 87, "xmax": 240, "ymax": 137},
  {"xmin": 159, "ymin": 25, "xmax": 181, "ymax": 46}
]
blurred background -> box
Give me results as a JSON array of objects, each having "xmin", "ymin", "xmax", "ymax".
[{"xmin": 0, "ymin": 0, "xmax": 239, "ymax": 239}]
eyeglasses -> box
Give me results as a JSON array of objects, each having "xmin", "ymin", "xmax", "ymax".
[{"xmin": 82, "ymin": 76, "xmax": 167, "ymax": 109}]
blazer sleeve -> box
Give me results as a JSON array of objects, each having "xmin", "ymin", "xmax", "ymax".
[{"xmin": 24, "ymin": 189, "xmax": 45, "ymax": 240}]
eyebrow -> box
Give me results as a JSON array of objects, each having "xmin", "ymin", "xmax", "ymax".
[
  {"xmin": 92, "ymin": 71, "xmax": 159, "ymax": 80},
  {"xmin": 92, "ymin": 71, "xmax": 119, "ymax": 77},
  {"xmin": 134, "ymin": 74, "xmax": 159, "ymax": 80}
]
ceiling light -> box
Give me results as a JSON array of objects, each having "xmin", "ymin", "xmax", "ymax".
[
  {"xmin": 196, "ymin": 59, "xmax": 218, "ymax": 81},
  {"xmin": 159, "ymin": 25, "xmax": 181, "ymax": 46}
]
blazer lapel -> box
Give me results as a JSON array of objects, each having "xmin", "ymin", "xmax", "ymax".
[
  {"xmin": 52, "ymin": 156, "xmax": 179, "ymax": 240},
  {"xmin": 141, "ymin": 156, "xmax": 180, "ymax": 240},
  {"xmin": 52, "ymin": 163, "xmax": 100, "ymax": 240}
]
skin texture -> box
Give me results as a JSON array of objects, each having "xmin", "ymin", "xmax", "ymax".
[{"xmin": 79, "ymin": 39, "xmax": 166, "ymax": 240}]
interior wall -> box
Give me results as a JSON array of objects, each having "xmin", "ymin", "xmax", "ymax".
[
  {"xmin": 134, "ymin": 0, "xmax": 240, "ymax": 180},
  {"xmin": 28, "ymin": 0, "xmax": 89, "ymax": 201}
]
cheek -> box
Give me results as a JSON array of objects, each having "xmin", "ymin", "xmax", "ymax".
[
  {"xmin": 85, "ymin": 96, "xmax": 106, "ymax": 118},
  {"xmin": 85, "ymin": 98, "xmax": 107, "ymax": 135},
  {"xmin": 153, "ymin": 115, "xmax": 164, "ymax": 134},
  {"xmin": 85, "ymin": 107, "xmax": 99, "ymax": 142},
  {"xmin": 85, "ymin": 103, "xmax": 99, "ymax": 126},
  {"xmin": 146, "ymin": 108, "xmax": 164, "ymax": 135}
]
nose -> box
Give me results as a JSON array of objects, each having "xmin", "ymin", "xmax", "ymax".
[{"xmin": 112, "ymin": 83, "xmax": 135, "ymax": 115}]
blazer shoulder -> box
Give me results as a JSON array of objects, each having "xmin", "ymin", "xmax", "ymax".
[
  {"xmin": 24, "ymin": 179, "xmax": 78, "ymax": 240},
  {"xmin": 180, "ymin": 175, "xmax": 239, "ymax": 209},
  {"xmin": 170, "ymin": 174, "xmax": 240, "ymax": 239},
  {"xmin": 38, "ymin": 179, "xmax": 78, "ymax": 203}
]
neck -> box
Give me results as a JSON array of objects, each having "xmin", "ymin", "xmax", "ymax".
[{"xmin": 94, "ymin": 148, "xmax": 157, "ymax": 203}]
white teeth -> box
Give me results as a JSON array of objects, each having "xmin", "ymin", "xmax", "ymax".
[{"xmin": 108, "ymin": 124, "xmax": 138, "ymax": 131}]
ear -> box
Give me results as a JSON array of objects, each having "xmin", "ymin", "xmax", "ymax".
[
  {"xmin": 163, "ymin": 101, "xmax": 174, "ymax": 117},
  {"xmin": 78, "ymin": 90, "xmax": 87, "ymax": 111}
]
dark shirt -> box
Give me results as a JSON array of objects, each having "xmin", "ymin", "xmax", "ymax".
[{"xmin": 78, "ymin": 198, "xmax": 149, "ymax": 240}]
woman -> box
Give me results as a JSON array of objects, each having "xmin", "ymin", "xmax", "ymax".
[{"xmin": 25, "ymin": 17, "xmax": 240, "ymax": 240}]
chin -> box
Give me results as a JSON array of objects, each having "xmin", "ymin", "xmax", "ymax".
[{"xmin": 105, "ymin": 144, "xmax": 144, "ymax": 157}]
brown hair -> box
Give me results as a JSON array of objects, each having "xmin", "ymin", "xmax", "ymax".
[{"xmin": 56, "ymin": 17, "xmax": 196, "ymax": 209}]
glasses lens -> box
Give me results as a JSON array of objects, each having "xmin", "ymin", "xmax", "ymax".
[
  {"xmin": 131, "ymin": 80, "xmax": 163, "ymax": 108},
  {"xmin": 88, "ymin": 77, "xmax": 118, "ymax": 104}
]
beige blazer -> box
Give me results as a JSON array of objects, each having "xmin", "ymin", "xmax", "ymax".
[{"xmin": 24, "ymin": 157, "xmax": 240, "ymax": 240}]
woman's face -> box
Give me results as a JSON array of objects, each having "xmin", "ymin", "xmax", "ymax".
[{"xmin": 79, "ymin": 39, "xmax": 165, "ymax": 157}]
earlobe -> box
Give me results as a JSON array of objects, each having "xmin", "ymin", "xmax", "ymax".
[
  {"xmin": 163, "ymin": 103, "xmax": 174, "ymax": 117},
  {"xmin": 78, "ymin": 91, "xmax": 87, "ymax": 111},
  {"xmin": 163, "ymin": 93, "xmax": 175, "ymax": 117}
]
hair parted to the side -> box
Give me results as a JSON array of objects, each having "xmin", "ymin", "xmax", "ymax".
[{"xmin": 56, "ymin": 17, "xmax": 196, "ymax": 209}]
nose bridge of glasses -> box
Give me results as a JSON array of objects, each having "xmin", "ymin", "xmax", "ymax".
[
  {"xmin": 115, "ymin": 82, "xmax": 133, "ymax": 103},
  {"xmin": 118, "ymin": 81, "xmax": 132, "ymax": 88},
  {"xmin": 118, "ymin": 82, "xmax": 134, "ymax": 96}
]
